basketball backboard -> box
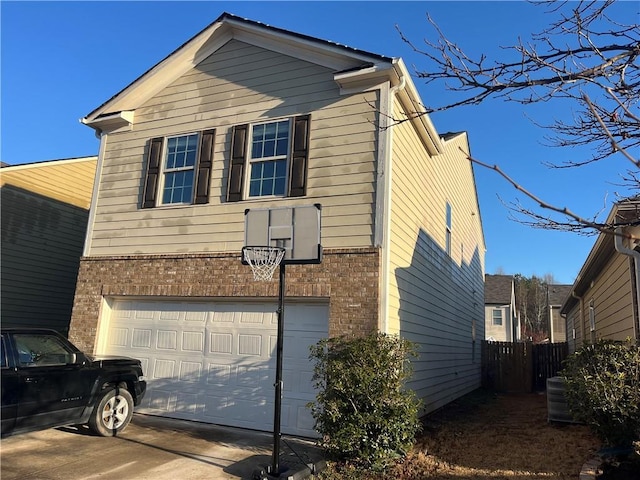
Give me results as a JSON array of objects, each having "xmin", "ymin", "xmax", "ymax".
[{"xmin": 244, "ymin": 204, "xmax": 322, "ymax": 264}]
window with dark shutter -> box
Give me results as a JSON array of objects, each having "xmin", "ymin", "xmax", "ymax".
[
  {"xmin": 226, "ymin": 115, "xmax": 311, "ymax": 202},
  {"xmin": 194, "ymin": 129, "xmax": 215, "ymax": 204},
  {"xmin": 142, "ymin": 137, "xmax": 163, "ymax": 208},
  {"xmin": 141, "ymin": 129, "xmax": 215, "ymax": 208},
  {"xmin": 289, "ymin": 114, "xmax": 310, "ymax": 197},
  {"xmin": 227, "ymin": 124, "xmax": 248, "ymax": 202}
]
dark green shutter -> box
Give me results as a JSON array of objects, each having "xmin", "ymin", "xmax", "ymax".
[
  {"xmin": 289, "ymin": 115, "xmax": 310, "ymax": 197},
  {"xmin": 194, "ymin": 129, "xmax": 215, "ymax": 204},
  {"xmin": 227, "ymin": 124, "xmax": 248, "ymax": 202},
  {"xmin": 142, "ymin": 137, "xmax": 163, "ymax": 208}
]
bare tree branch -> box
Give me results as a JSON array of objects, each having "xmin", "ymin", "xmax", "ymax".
[
  {"xmin": 394, "ymin": 1, "xmax": 640, "ymax": 166},
  {"xmin": 463, "ymin": 146, "xmax": 640, "ymax": 239}
]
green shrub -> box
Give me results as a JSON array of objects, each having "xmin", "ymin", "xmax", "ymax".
[
  {"xmin": 308, "ymin": 332, "xmax": 421, "ymax": 470},
  {"xmin": 561, "ymin": 340, "xmax": 640, "ymax": 446}
]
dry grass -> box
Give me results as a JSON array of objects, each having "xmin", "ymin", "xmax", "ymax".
[{"xmin": 319, "ymin": 390, "xmax": 600, "ymax": 479}]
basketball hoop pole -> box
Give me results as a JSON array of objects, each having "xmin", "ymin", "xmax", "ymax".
[{"xmin": 270, "ymin": 261, "xmax": 286, "ymax": 476}]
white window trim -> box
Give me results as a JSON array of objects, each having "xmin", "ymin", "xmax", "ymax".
[
  {"xmin": 492, "ymin": 308, "xmax": 503, "ymax": 326},
  {"xmin": 589, "ymin": 299, "xmax": 596, "ymax": 332},
  {"xmin": 244, "ymin": 118, "xmax": 292, "ymax": 200},
  {"xmin": 158, "ymin": 132, "xmax": 200, "ymax": 206}
]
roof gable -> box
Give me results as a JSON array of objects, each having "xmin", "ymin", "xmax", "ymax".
[
  {"xmin": 81, "ymin": 12, "xmax": 444, "ymax": 156},
  {"xmin": 83, "ymin": 12, "xmax": 393, "ymax": 126}
]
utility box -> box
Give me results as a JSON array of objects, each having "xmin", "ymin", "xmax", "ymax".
[{"xmin": 546, "ymin": 376, "xmax": 578, "ymax": 423}]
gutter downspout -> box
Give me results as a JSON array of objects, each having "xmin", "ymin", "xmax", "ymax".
[
  {"xmin": 379, "ymin": 66, "xmax": 405, "ymax": 334},
  {"xmin": 83, "ymin": 132, "xmax": 107, "ymax": 257},
  {"xmin": 614, "ymin": 227, "xmax": 640, "ymax": 342}
]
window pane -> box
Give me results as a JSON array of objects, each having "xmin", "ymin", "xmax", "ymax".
[
  {"xmin": 276, "ymin": 138, "xmax": 288, "ymax": 156},
  {"xmin": 248, "ymin": 160, "xmax": 286, "ymax": 197},
  {"xmin": 275, "ymin": 160, "xmax": 287, "ymax": 176},
  {"xmin": 253, "ymin": 124, "xmax": 265, "ymax": 140},
  {"xmin": 185, "ymin": 149, "xmax": 197, "ymax": 167},
  {"xmin": 252, "ymin": 141, "xmax": 263, "ymax": 159},
  {"xmin": 263, "ymin": 160, "xmax": 275, "ymax": 178},
  {"xmin": 249, "ymin": 180, "xmax": 261, "ymax": 197},
  {"xmin": 274, "ymin": 177, "xmax": 286, "ymax": 195},
  {"xmin": 264, "ymin": 122, "xmax": 277, "ymax": 140},
  {"xmin": 250, "ymin": 163, "xmax": 262, "ymax": 180},
  {"xmin": 263, "ymin": 140, "xmax": 275, "ymax": 157},
  {"xmin": 251, "ymin": 120, "xmax": 289, "ymax": 160}
]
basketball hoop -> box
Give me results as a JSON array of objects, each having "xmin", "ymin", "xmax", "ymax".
[{"xmin": 242, "ymin": 246, "xmax": 286, "ymax": 281}]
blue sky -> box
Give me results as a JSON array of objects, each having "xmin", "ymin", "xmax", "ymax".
[{"xmin": 1, "ymin": 1, "xmax": 636, "ymax": 285}]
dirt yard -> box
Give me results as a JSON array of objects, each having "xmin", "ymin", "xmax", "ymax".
[{"xmin": 319, "ymin": 390, "xmax": 600, "ymax": 479}]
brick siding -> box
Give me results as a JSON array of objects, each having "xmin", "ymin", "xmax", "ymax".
[{"xmin": 69, "ymin": 248, "xmax": 381, "ymax": 352}]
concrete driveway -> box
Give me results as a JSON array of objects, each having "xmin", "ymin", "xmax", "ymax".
[{"xmin": 0, "ymin": 414, "xmax": 324, "ymax": 480}]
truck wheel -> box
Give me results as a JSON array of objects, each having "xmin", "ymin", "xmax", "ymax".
[{"xmin": 89, "ymin": 387, "xmax": 134, "ymax": 436}]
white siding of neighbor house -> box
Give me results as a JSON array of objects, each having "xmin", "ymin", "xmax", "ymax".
[
  {"xmin": 88, "ymin": 40, "xmax": 378, "ymax": 256},
  {"xmin": 387, "ymin": 97, "xmax": 485, "ymax": 413},
  {"xmin": 484, "ymin": 305, "xmax": 512, "ymax": 342}
]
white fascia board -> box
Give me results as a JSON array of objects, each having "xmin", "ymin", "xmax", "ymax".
[
  {"xmin": 1, "ymin": 156, "xmax": 97, "ymax": 171},
  {"xmin": 393, "ymin": 58, "xmax": 443, "ymax": 156},
  {"xmin": 232, "ymin": 26, "xmax": 377, "ymax": 71},
  {"xmin": 334, "ymin": 64, "xmax": 398, "ymax": 95},
  {"xmin": 82, "ymin": 110, "xmax": 135, "ymax": 134}
]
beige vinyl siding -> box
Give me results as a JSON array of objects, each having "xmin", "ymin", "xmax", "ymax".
[
  {"xmin": 1, "ymin": 162, "xmax": 94, "ymax": 334},
  {"xmin": 589, "ymin": 254, "xmax": 635, "ymax": 341},
  {"xmin": 566, "ymin": 253, "xmax": 635, "ymax": 347},
  {"xmin": 387, "ymin": 97, "xmax": 485, "ymax": 413},
  {"xmin": 89, "ymin": 40, "xmax": 378, "ymax": 256}
]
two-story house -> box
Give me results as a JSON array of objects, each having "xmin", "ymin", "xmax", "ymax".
[{"xmin": 69, "ymin": 13, "xmax": 485, "ymax": 437}]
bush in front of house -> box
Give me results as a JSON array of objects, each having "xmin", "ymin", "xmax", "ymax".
[
  {"xmin": 561, "ymin": 340, "xmax": 640, "ymax": 447},
  {"xmin": 308, "ymin": 332, "xmax": 421, "ymax": 470}
]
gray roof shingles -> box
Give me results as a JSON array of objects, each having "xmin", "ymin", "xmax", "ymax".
[{"xmin": 484, "ymin": 274, "xmax": 513, "ymax": 305}]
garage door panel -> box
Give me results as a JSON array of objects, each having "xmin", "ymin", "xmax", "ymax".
[
  {"xmin": 178, "ymin": 361, "xmax": 202, "ymax": 382},
  {"xmin": 103, "ymin": 300, "xmax": 328, "ymax": 437}
]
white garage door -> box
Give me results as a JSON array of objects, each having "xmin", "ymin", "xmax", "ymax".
[{"xmin": 100, "ymin": 299, "xmax": 329, "ymax": 437}]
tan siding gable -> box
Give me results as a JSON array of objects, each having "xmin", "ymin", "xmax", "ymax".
[
  {"xmin": 590, "ymin": 253, "xmax": 635, "ymax": 340},
  {"xmin": 566, "ymin": 252, "xmax": 635, "ymax": 345},
  {"xmin": 89, "ymin": 40, "xmax": 378, "ymax": 256},
  {"xmin": 1, "ymin": 158, "xmax": 97, "ymax": 209}
]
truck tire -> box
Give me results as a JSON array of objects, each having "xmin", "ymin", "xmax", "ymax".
[{"xmin": 88, "ymin": 387, "xmax": 134, "ymax": 437}]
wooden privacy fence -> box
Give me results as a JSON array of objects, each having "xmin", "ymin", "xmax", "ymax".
[{"xmin": 481, "ymin": 341, "xmax": 568, "ymax": 393}]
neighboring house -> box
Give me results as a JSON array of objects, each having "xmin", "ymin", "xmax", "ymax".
[
  {"xmin": 68, "ymin": 13, "xmax": 486, "ymax": 437},
  {"xmin": 547, "ymin": 284, "xmax": 571, "ymax": 343},
  {"xmin": 1, "ymin": 157, "xmax": 97, "ymax": 335},
  {"xmin": 484, "ymin": 274, "xmax": 519, "ymax": 342},
  {"xmin": 562, "ymin": 198, "xmax": 640, "ymax": 354}
]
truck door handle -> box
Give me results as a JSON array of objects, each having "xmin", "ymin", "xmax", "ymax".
[{"xmin": 24, "ymin": 377, "xmax": 37, "ymax": 383}]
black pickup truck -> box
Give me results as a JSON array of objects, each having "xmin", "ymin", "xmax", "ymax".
[{"xmin": 1, "ymin": 328, "xmax": 146, "ymax": 437}]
